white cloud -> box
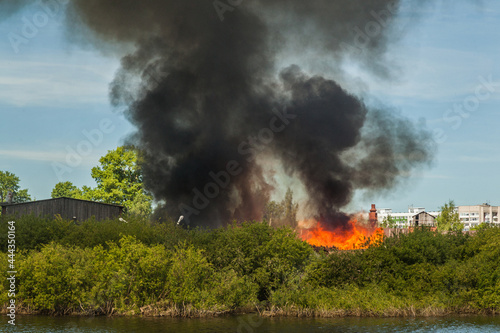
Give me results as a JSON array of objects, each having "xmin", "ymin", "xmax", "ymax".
[
  {"xmin": 0, "ymin": 54, "xmax": 120, "ymax": 107},
  {"xmin": 458, "ymin": 155, "xmax": 500, "ymax": 163},
  {"xmin": 0, "ymin": 148, "xmax": 105, "ymax": 167},
  {"xmin": 0, "ymin": 149, "xmax": 67, "ymax": 162},
  {"xmin": 415, "ymin": 172, "xmax": 452, "ymax": 180}
]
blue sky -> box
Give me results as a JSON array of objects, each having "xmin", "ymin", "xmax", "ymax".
[
  {"xmin": 0, "ymin": 1, "xmax": 499, "ymax": 213},
  {"xmin": 0, "ymin": 2, "xmax": 134, "ymax": 200},
  {"xmin": 362, "ymin": 0, "xmax": 500, "ymax": 212}
]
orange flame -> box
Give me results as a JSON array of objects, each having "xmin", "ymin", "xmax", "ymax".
[{"xmin": 299, "ymin": 218, "xmax": 384, "ymax": 250}]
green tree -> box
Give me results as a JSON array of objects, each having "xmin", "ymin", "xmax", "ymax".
[
  {"xmin": 282, "ymin": 188, "xmax": 299, "ymax": 228},
  {"xmin": 0, "ymin": 171, "xmax": 31, "ymax": 203},
  {"xmin": 13, "ymin": 189, "xmax": 31, "ymax": 203},
  {"xmin": 127, "ymin": 190, "xmax": 153, "ymax": 217},
  {"xmin": 51, "ymin": 181, "xmax": 83, "ymax": 199},
  {"xmin": 264, "ymin": 201, "xmax": 283, "ymax": 226},
  {"xmin": 436, "ymin": 200, "xmax": 464, "ymax": 232},
  {"xmin": 264, "ymin": 188, "xmax": 299, "ymax": 228},
  {"xmin": 83, "ymin": 146, "xmax": 152, "ymax": 216},
  {"xmin": 471, "ymin": 222, "xmax": 492, "ymax": 231},
  {"xmin": 380, "ymin": 215, "xmax": 397, "ymax": 228}
]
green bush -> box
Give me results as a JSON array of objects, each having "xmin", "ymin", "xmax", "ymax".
[
  {"xmin": 0, "ymin": 214, "xmax": 195, "ymax": 252},
  {"xmin": 18, "ymin": 243, "xmax": 91, "ymax": 313},
  {"xmin": 2, "ymin": 217, "xmax": 500, "ymax": 315},
  {"xmin": 84, "ymin": 236, "xmax": 172, "ymax": 312},
  {"xmin": 198, "ymin": 222, "xmax": 313, "ymax": 300}
]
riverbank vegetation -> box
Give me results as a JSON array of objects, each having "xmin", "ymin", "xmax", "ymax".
[{"xmin": 1, "ymin": 215, "xmax": 500, "ymax": 317}]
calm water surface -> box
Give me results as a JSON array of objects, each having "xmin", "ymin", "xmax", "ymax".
[{"xmin": 3, "ymin": 315, "xmax": 500, "ymax": 332}]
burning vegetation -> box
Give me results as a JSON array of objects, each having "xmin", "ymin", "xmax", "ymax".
[{"xmin": 298, "ymin": 217, "xmax": 384, "ymax": 251}]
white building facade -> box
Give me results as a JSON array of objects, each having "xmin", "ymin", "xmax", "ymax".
[
  {"xmin": 377, "ymin": 203, "xmax": 499, "ymax": 230},
  {"xmin": 377, "ymin": 206, "xmax": 440, "ymax": 228},
  {"xmin": 459, "ymin": 204, "xmax": 499, "ymax": 230}
]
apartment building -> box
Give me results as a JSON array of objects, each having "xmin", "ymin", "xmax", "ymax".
[
  {"xmin": 459, "ymin": 204, "xmax": 499, "ymax": 230},
  {"xmin": 377, "ymin": 206, "xmax": 440, "ymax": 228},
  {"xmin": 377, "ymin": 203, "xmax": 499, "ymax": 230}
]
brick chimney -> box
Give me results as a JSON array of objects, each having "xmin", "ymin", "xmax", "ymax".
[{"xmin": 369, "ymin": 204, "xmax": 378, "ymax": 224}]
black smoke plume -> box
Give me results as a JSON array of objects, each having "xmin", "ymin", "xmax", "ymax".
[{"xmin": 2, "ymin": 0, "xmax": 435, "ymax": 227}]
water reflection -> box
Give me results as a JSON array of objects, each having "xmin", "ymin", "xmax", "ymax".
[{"xmin": 3, "ymin": 315, "xmax": 500, "ymax": 333}]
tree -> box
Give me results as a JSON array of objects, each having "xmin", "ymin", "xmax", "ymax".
[
  {"xmin": 0, "ymin": 171, "xmax": 31, "ymax": 203},
  {"xmin": 263, "ymin": 188, "xmax": 299, "ymax": 228},
  {"xmin": 436, "ymin": 200, "xmax": 463, "ymax": 232},
  {"xmin": 51, "ymin": 181, "xmax": 83, "ymax": 199},
  {"xmin": 127, "ymin": 190, "xmax": 153, "ymax": 217},
  {"xmin": 471, "ymin": 222, "xmax": 492, "ymax": 231},
  {"xmin": 380, "ymin": 215, "xmax": 397, "ymax": 228},
  {"xmin": 264, "ymin": 201, "xmax": 283, "ymax": 225},
  {"xmin": 13, "ymin": 189, "xmax": 31, "ymax": 203},
  {"xmin": 282, "ymin": 188, "xmax": 299, "ymax": 228},
  {"xmin": 83, "ymin": 146, "xmax": 152, "ymax": 216}
]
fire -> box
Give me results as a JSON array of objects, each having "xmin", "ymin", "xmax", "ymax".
[{"xmin": 298, "ymin": 218, "xmax": 384, "ymax": 250}]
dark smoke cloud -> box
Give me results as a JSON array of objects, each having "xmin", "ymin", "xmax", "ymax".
[
  {"xmin": 273, "ymin": 66, "xmax": 434, "ymax": 226},
  {"xmin": 1, "ymin": 0, "xmax": 436, "ymax": 227}
]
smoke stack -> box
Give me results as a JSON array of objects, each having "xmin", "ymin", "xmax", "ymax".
[
  {"xmin": 6, "ymin": 191, "xmax": 13, "ymax": 204},
  {"xmin": 369, "ymin": 204, "xmax": 378, "ymax": 224}
]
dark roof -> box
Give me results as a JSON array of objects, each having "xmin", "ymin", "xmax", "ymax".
[
  {"xmin": 0, "ymin": 197, "xmax": 123, "ymax": 208},
  {"xmin": 412, "ymin": 211, "xmax": 436, "ymax": 218}
]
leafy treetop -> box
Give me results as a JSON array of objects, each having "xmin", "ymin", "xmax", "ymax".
[
  {"xmin": 263, "ymin": 188, "xmax": 299, "ymax": 228},
  {"xmin": 69, "ymin": 146, "xmax": 152, "ymax": 217},
  {"xmin": 0, "ymin": 170, "xmax": 31, "ymax": 203},
  {"xmin": 380, "ymin": 215, "xmax": 397, "ymax": 228},
  {"xmin": 436, "ymin": 200, "xmax": 464, "ymax": 232},
  {"xmin": 51, "ymin": 181, "xmax": 83, "ymax": 199}
]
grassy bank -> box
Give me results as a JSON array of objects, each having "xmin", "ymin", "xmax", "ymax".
[{"xmin": 1, "ymin": 215, "xmax": 500, "ymax": 317}]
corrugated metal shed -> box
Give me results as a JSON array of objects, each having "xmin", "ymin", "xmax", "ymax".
[{"xmin": 0, "ymin": 197, "xmax": 123, "ymax": 221}]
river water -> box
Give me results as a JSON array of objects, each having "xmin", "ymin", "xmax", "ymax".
[{"xmin": 3, "ymin": 315, "xmax": 500, "ymax": 332}]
